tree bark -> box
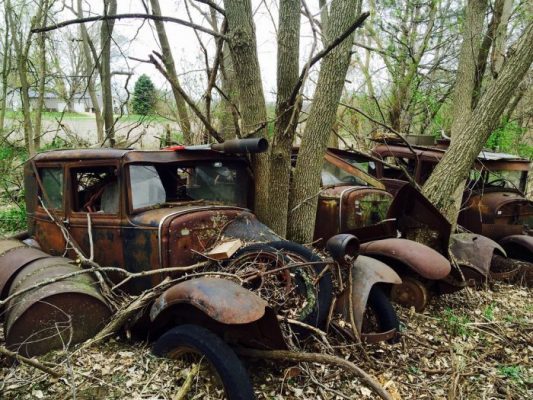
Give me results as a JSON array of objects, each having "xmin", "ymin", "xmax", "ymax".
[
  {"xmin": 288, "ymin": 0, "xmax": 362, "ymax": 243},
  {"xmin": 6, "ymin": 0, "xmax": 35, "ymax": 155},
  {"xmin": 219, "ymin": 40, "xmax": 239, "ymax": 140},
  {"xmin": 149, "ymin": 0, "xmax": 192, "ymax": 145},
  {"xmin": 33, "ymin": 0, "xmax": 50, "ymax": 150},
  {"xmin": 77, "ymin": 0, "xmax": 104, "ymax": 143},
  {"xmin": 222, "ymin": 0, "xmax": 270, "ymax": 222},
  {"xmin": 449, "ymin": 0, "xmax": 488, "ymax": 138},
  {"xmin": 100, "ymin": 0, "xmax": 117, "ymax": 147},
  {"xmin": 0, "ymin": 8, "xmax": 11, "ymax": 133},
  {"xmin": 423, "ymin": 22, "xmax": 533, "ymax": 223},
  {"xmin": 266, "ymin": 0, "xmax": 301, "ymax": 236},
  {"xmin": 491, "ymin": 0, "xmax": 513, "ymax": 77}
]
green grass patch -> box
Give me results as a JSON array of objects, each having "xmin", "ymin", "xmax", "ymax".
[
  {"xmin": 441, "ymin": 308, "xmax": 473, "ymax": 337},
  {"xmin": 0, "ymin": 204, "xmax": 26, "ymax": 233}
]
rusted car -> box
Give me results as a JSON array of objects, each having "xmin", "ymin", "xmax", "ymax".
[
  {"xmin": 0, "ymin": 139, "xmax": 402, "ymax": 398},
  {"xmin": 371, "ymin": 140, "xmax": 533, "ymax": 269},
  {"xmin": 298, "ymin": 147, "xmax": 512, "ymax": 311}
]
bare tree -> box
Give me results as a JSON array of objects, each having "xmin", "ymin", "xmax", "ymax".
[
  {"xmin": 149, "ymin": 0, "xmax": 192, "ymax": 144},
  {"xmin": 423, "ymin": 22, "xmax": 533, "ymax": 222},
  {"xmin": 288, "ymin": 0, "xmax": 363, "ymax": 243},
  {"xmin": 100, "ymin": 0, "xmax": 117, "ymax": 146}
]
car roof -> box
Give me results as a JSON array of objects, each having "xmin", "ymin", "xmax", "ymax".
[{"xmin": 30, "ymin": 148, "xmax": 248, "ymax": 164}]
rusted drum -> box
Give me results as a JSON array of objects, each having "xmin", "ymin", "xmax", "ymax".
[
  {"xmin": 0, "ymin": 240, "xmax": 50, "ymax": 301},
  {"xmin": 4, "ymin": 256, "xmax": 111, "ymax": 357}
]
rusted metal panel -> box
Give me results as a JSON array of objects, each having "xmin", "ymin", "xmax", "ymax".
[
  {"xmin": 0, "ymin": 246, "xmax": 50, "ymax": 299},
  {"xmin": 314, "ymin": 186, "xmax": 393, "ymax": 245},
  {"xmin": 360, "ymin": 238, "xmax": 451, "ymax": 280},
  {"xmin": 449, "ymin": 233, "xmax": 506, "ymax": 280},
  {"xmin": 4, "ymin": 257, "xmax": 111, "ymax": 357},
  {"xmin": 335, "ymin": 255, "xmax": 401, "ymax": 338},
  {"xmin": 387, "ymin": 184, "xmax": 452, "ymax": 254},
  {"xmin": 150, "ymin": 277, "xmax": 268, "ymax": 325}
]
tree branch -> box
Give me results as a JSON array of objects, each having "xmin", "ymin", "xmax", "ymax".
[
  {"xmin": 32, "ymin": 13, "xmax": 226, "ymax": 39},
  {"xmin": 235, "ymin": 347, "xmax": 393, "ymax": 400},
  {"xmin": 288, "ymin": 12, "xmax": 370, "ymax": 105}
]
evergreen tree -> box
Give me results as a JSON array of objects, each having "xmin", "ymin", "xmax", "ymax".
[{"xmin": 131, "ymin": 74, "xmax": 156, "ymax": 115}]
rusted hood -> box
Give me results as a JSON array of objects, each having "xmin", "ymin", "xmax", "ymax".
[
  {"xmin": 387, "ymin": 184, "xmax": 452, "ymax": 254},
  {"xmin": 360, "ymin": 238, "xmax": 451, "ymax": 280}
]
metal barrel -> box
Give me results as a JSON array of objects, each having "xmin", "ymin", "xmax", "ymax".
[
  {"xmin": 3, "ymin": 250, "xmax": 111, "ymax": 357},
  {"xmin": 0, "ymin": 240, "xmax": 50, "ymax": 301}
]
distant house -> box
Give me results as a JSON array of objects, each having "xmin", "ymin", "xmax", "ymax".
[{"xmin": 7, "ymin": 88, "xmax": 104, "ymax": 113}]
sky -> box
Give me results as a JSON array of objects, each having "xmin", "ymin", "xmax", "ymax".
[{"xmin": 61, "ymin": 0, "xmax": 324, "ymax": 103}]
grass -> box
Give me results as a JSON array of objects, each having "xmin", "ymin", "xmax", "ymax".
[{"xmin": 441, "ymin": 308, "xmax": 473, "ymax": 337}]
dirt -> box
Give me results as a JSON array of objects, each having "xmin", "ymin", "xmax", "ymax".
[{"xmin": 1, "ymin": 281, "xmax": 531, "ymax": 399}]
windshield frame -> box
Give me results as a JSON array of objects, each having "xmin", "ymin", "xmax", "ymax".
[{"xmin": 126, "ymin": 160, "xmax": 253, "ymax": 215}]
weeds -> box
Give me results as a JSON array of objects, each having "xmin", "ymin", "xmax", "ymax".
[{"xmin": 441, "ymin": 308, "xmax": 472, "ymax": 337}]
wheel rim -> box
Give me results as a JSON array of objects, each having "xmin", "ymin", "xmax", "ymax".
[{"xmin": 390, "ymin": 277, "xmax": 429, "ymax": 312}]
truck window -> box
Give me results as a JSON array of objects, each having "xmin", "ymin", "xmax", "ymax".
[
  {"xmin": 72, "ymin": 166, "xmax": 119, "ymax": 213},
  {"xmin": 39, "ymin": 168, "xmax": 63, "ymax": 210}
]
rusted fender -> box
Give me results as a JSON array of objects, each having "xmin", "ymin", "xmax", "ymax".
[
  {"xmin": 450, "ymin": 233, "xmax": 506, "ymax": 277},
  {"xmin": 150, "ymin": 277, "xmax": 268, "ymax": 325},
  {"xmin": 499, "ymin": 235, "xmax": 533, "ymax": 261},
  {"xmin": 336, "ymin": 255, "xmax": 401, "ymax": 336},
  {"xmin": 360, "ymin": 238, "xmax": 451, "ymax": 280}
]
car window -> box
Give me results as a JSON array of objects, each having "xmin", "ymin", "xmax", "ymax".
[
  {"xmin": 39, "ymin": 168, "xmax": 63, "ymax": 210},
  {"xmin": 130, "ymin": 165, "xmax": 166, "ymax": 210},
  {"xmin": 71, "ymin": 166, "xmax": 119, "ymax": 213}
]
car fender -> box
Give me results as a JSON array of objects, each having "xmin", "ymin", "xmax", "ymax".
[
  {"xmin": 150, "ymin": 277, "xmax": 288, "ymax": 350},
  {"xmin": 499, "ymin": 234, "xmax": 533, "ymax": 262},
  {"xmin": 450, "ymin": 233, "xmax": 506, "ymax": 277},
  {"xmin": 360, "ymin": 238, "xmax": 451, "ymax": 280},
  {"xmin": 150, "ymin": 277, "xmax": 267, "ymax": 325},
  {"xmin": 336, "ymin": 255, "xmax": 401, "ymax": 336}
]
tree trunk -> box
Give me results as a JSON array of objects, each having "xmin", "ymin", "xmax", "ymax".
[
  {"xmin": 449, "ymin": 0, "xmax": 488, "ymax": 138},
  {"xmin": 219, "ymin": 41, "xmax": 239, "ymax": 140},
  {"xmin": 265, "ymin": 0, "xmax": 301, "ymax": 236},
  {"xmin": 0, "ymin": 9, "xmax": 11, "ymax": 133},
  {"xmin": 423, "ymin": 22, "xmax": 533, "ymax": 223},
  {"xmin": 288, "ymin": 0, "xmax": 362, "ymax": 243},
  {"xmin": 223, "ymin": 0, "xmax": 270, "ymax": 222},
  {"xmin": 33, "ymin": 0, "xmax": 50, "ymax": 151},
  {"xmin": 100, "ymin": 0, "xmax": 117, "ymax": 147},
  {"xmin": 491, "ymin": 0, "xmax": 513, "ymax": 77},
  {"xmin": 149, "ymin": 0, "xmax": 192, "ymax": 145},
  {"xmin": 6, "ymin": 0, "xmax": 35, "ymax": 155},
  {"xmin": 77, "ymin": 0, "xmax": 104, "ymax": 143}
]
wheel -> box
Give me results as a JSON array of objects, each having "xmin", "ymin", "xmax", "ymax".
[
  {"xmin": 390, "ymin": 277, "xmax": 430, "ymax": 312},
  {"xmin": 364, "ymin": 285, "xmax": 400, "ymax": 343},
  {"xmin": 265, "ymin": 241, "xmax": 334, "ymax": 329},
  {"xmin": 152, "ymin": 324, "xmax": 255, "ymax": 400},
  {"xmin": 225, "ymin": 242, "xmax": 332, "ymax": 330}
]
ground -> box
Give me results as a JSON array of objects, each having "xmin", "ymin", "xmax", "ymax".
[{"xmin": 1, "ymin": 281, "xmax": 531, "ymax": 399}]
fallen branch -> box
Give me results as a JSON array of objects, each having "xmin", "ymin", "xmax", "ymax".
[
  {"xmin": 235, "ymin": 347, "xmax": 392, "ymax": 400},
  {"xmin": 0, "ymin": 346, "xmax": 62, "ymax": 378}
]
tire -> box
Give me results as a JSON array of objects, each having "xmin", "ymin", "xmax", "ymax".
[
  {"xmin": 226, "ymin": 242, "xmax": 332, "ymax": 330},
  {"xmin": 153, "ymin": 324, "xmax": 255, "ymax": 400},
  {"xmin": 366, "ymin": 285, "xmax": 400, "ymax": 343},
  {"xmin": 265, "ymin": 241, "xmax": 333, "ymax": 329}
]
